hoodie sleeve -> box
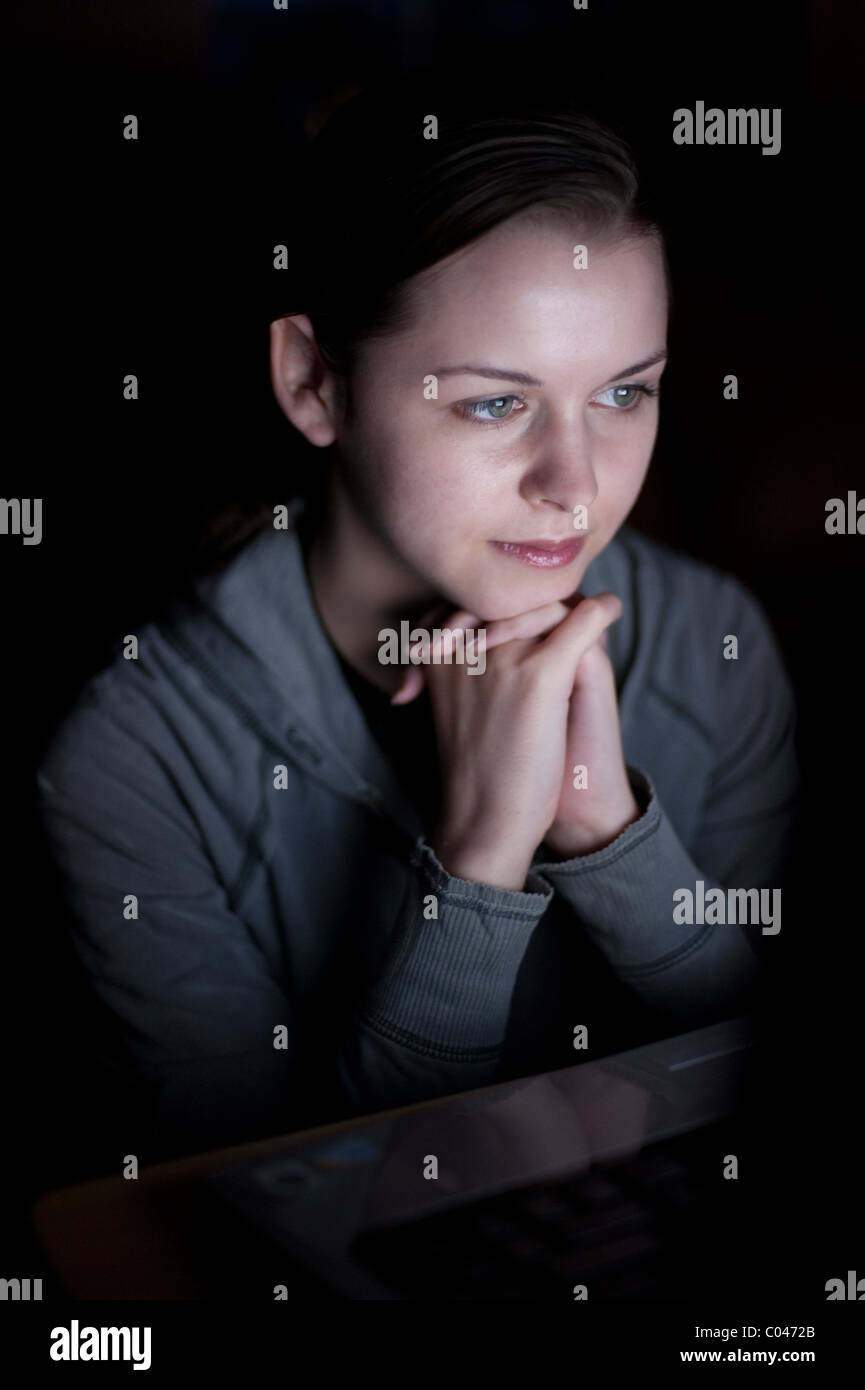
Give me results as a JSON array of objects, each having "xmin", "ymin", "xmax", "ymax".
[
  {"xmin": 529, "ymin": 577, "xmax": 801, "ymax": 1031},
  {"xmin": 36, "ymin": 691, "xmax": 555, "ymax": 1151},
  {"xmin": 332, "ymin": 839, "xmax": 554, "ymax": 1115},
  {"xmin": 36, "ymin": 694, "xmax": 313, "ymax": 1155}
]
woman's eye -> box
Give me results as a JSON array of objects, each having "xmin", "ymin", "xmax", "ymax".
[
  {"xmin": 595, "ymin": 384, "xmax": 658, "ymax": 410},
  {"xmin": 457, "ymin": 383, "xmax": 657, "ymax": 424},
  {"xmin": 458, "ymin": 395, "xmax": 521, "ymax": 423}
]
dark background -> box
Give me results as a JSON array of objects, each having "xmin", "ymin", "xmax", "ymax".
[{"xmin": 4, "ymin": 0, "xmax": 863, "ymax": 1301}]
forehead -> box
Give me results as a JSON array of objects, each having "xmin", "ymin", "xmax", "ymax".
[{"xmin": 361, "ymin": 216, "xmax": 668, "ymax": 382}]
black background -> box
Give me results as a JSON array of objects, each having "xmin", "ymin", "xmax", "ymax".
[{"xmin": 4, "ymin": 0, "xmax": 863, "ymax": 1315}]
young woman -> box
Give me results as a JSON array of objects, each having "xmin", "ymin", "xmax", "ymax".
[{"xmin": 36, "ymin": 79, "xmax": 799, "ymax": 1156}]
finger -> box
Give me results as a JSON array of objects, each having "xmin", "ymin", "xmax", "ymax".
[
  {"xmin": 480, "ymin": 600, "xmax": 571, "ymax": 652},
  {"xmin": 390, "ymin": 609, "xmax": 480, "ymax": 705},
  {"xmin": 395, "ymin": 600, "xmax": 583, "ymax": 697},
  {"xmin": 561, "ymin": 590, "xmax": 609, "ymax": 649},
  {"xmin": 391, "ymin": 666, "xmax": 425, "ymax": 705},
  {"xmin": 536, "ymin": 591, "xmax": 622, "ymax": 675}
]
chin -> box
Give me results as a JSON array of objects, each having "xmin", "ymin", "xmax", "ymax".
[
  {"xmin": 439, "ymin": 548, "xmax": 594, "ymax": 624},
  {"xmin": 465, "ymin": 578, "xmax": 581, "ymax": 625}
]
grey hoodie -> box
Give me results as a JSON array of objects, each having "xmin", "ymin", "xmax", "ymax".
[{"xmin": 35, "ymin": 499, "xmax": 800, "ymax": 1151}]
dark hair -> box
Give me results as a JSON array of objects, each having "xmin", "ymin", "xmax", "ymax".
[
  {"xmin": 282, "ymin": 74, "xmax": 669, "ymax": 389},
  {"xmin": 201, "ymin": 73, "xmax": 669, "ymax": 567}
]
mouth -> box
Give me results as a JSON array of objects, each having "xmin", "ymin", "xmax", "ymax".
[{"xmin": 491, "ymin": 536, "xmax": 586, "ymax": 569}]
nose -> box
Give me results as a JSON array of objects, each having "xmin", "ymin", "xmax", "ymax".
[{"xmin": 518, "ymin": 413, "xmax": 598, "ymax": 516}]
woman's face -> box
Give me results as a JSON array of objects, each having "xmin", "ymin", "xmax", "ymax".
[{"xmin": 330, "ymin": 214, "xmax": 668, "ymax": 621}]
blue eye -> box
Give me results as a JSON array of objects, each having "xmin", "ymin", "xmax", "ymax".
[
  {"xmin": 595, "ymin": 384, "xmax": 659, "ymax": 410},
  {"xmin": 456, "ymin": 383, "xmax": 659, "ymax": 426},
  {"xmin": 458, "ymin": 395, "xmax": 521, "ymax": 423}
]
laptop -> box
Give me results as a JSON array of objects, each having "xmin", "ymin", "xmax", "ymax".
[{"xmin": 197, "ymin": 1017, "xmax": 755, "ymax": 1299}]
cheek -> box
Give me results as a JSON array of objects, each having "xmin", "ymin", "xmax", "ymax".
[
  {"xmin": 598, "ymin": 422, "xmax": 655, "ymax": 493},
  {"xmin": 363, "ymin": 419, "xmax": 487, "ymax": 521}
]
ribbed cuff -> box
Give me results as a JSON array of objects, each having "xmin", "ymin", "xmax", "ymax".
[
  {"xmin": 360, "ymin": 838, "xmax": 553, "ymax": 1055},
  {"xmin": 531, "ymin": 765, "xmax": 656, "ymax": 870}
]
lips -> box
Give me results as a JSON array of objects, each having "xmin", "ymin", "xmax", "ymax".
[
  {"xmin": 491, "ymin": 536, "xmax": 585, "ymax": 569},
  {"xmin": 508, "ymin": 537, "xmax": 574, "ymax": 549}
]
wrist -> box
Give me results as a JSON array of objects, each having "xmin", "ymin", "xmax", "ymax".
[
  {"xmin": 430, "ymin": 824, "xmax": 534, "ymax": 892},
  {"xmin": 544, "ymin": 791, "xmax": 642, "ymax": 860}
]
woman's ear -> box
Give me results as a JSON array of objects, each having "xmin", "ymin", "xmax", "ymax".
[{"xmin": 269, "ymin": 314, "xmax": 343, "ymax": 446}]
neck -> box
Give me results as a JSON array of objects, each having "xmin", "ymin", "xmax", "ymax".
[{"xmin": 304, "ymin": 478, "xmax": 442, "ymax": 696}]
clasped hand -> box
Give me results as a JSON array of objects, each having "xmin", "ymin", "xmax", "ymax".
[{"xmin": 391, "ymin": 591, "xmax": 641, "ymax": 890}]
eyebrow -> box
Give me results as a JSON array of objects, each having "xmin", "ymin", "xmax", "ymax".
[{"xmin": 432, "ymin": 349, "xmax": 669, "ymax": 388}]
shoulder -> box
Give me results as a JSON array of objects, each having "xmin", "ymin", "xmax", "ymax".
[
  {"xmin": 607, "ymin": 522, "xmax": 763, "ymax": 621},
  {"xmin": 598, "ymin": 525, "xmax": 795, "ymax": 747},
  {"xmin": 38, "ymin": 619, "xmax": 201, "ymax": 776},
  {"xmin": 36, "ymin": 514, "xmax": 313, "ymax": 844},
  {"xmin": 35, "ymin": 608, "xmax": 263, "ymax": 846}
]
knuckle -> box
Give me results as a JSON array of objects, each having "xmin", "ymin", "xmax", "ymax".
[
  {"xmin": 584, "ymin": 593, "xmax": 619, "ymax": 624},
  {"xmin": 576, "ymin": 595, "xmax": 605, "ymax": 626}
]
